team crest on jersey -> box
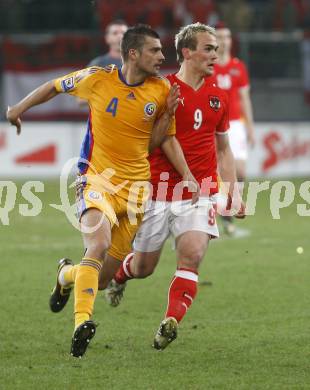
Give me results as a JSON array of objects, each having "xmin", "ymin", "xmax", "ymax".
[
  {"xmin": 61, "ymin": 77, "xmax": 74, "ymax": 92},
  {"xmin": 87, "ymin": 191, "xmax": 102, "ymax": 201},
  {"xmin": 144, "ymin": 102, "xmax": 157, "ymax": 118},
  {"xmin": 209, "ymin": 96, "xmax": 221, "ymax": 111}
]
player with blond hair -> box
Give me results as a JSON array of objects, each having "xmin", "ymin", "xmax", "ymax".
[{"xmin": 104, "ymin": 23, "xmax": 245, "ymax": 350}]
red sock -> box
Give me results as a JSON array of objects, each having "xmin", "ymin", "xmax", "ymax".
[
  {"xmin": 114, "ymin": 253, "xmax": 134, "ymax": 284},
  {"xmin": 165, "ymin": 268, "xmax": 198, "ymax": 323}
]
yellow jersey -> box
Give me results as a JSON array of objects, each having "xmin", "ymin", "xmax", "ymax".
[{"xmin": 54, "ymin": 66, "xmax": 175, "ymax": 189}]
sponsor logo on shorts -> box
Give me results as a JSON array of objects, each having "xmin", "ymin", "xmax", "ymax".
[
  {"xmin": 88, "ymin": 191, "xmax": 102, "ymax": 201},
  {"xmin": 61, "ymin": 77, "xmax": 74, "ymax": 92},
  {"xmin": 144, "ymin": 102, "xmax": 157, "ymax": 117}
]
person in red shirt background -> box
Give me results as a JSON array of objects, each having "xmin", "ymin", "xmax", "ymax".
[{"xmin": 212, "ymin": 22, "xmax": 255, "ymax": 235}]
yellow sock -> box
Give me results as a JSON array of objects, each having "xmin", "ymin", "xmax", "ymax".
[
  {"xmin": 64, "ymin": 265, "xmax": 80, "ymax": 286},
  {"xmin": 74, "ymin": 257, "xmax": 102, "ymax": 329},
  {"xmin": 75, "ymin": 313, "xmax": 90, "ymax": 329}
]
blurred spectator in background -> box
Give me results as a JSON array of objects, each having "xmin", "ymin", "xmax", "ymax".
[
  {"xmin": 1, "ymin": 1, "xmax": 308, "ymax": 34},
  {"xmin": 88, "ymin": 20, "xmax": 128, "ymax": 68},
  {"xmin": 272, "ymin": 0, "xmax": 309, "ymax": 31},
  {"xmin": 21, "ymin": 0, "xmax": 93, "ymax": 31},
  {"xmin": 172, "ymin": 0, "xmax": 219, "ymax": 29},
  {"xmin": 77, "ymin": 20, "xmax": 127, "ymax": 107},
  {"xmin": 212, "ymin": 22, "xmax": 255, "ymax": 235},
  {"xmin": 217, "ymin": 0, "xmax": 253, "ymax": 32}
]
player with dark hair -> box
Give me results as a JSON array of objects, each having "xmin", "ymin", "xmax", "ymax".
[
  {"xmin": 104, "ymin": 23, "xmax": 245, "ymax": 350},
  {"xmin": 6, "ymin": 24, "xmax": 192, "ymax": 358}
]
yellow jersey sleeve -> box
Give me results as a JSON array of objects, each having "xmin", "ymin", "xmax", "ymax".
[{"xmin": 54, "ymin": 66, "xmax": 105, "ymax": 101}]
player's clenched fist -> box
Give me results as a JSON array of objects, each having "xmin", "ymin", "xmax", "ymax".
[{"xmin": 7, "ymin": 106, "xmax": 22, "ymax": 135}]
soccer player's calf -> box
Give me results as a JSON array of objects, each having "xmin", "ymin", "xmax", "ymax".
[{"xmin": 109, "ymin": 215, "xmax": 212, "ymax": 350}]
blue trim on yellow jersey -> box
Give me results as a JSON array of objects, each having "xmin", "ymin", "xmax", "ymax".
[
  {"xmin": 78, "ymin": 114, "xmax": 94, "ymax": 174},
  {"xmin": 118, "ymin": 69, "xmax": 144, "ymax": 87}
]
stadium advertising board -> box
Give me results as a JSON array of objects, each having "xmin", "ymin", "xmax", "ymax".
[
  {"xmin": 247, "ymin": 122, "xmax": 310, "ymax": 178},
  {"xmin": 0, "ymin": 122, "xmax": 309, "ymax": 178},
  {"xmin": 0, "ymin": 122, "xmax": 77, "ymax": 177}
]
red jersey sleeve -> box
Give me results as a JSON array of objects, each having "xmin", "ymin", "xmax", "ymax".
[
  {"xmin": 238, "ymin": 60, "xmax": 250, "ymax": 89},
  {"xmin": 215, "ymin": 93, "xmax": 230, "ymax": 135}
]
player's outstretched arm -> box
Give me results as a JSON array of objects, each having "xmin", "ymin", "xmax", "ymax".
[
  {"xmin": 6, "ymin": 81, "xmax": 59, "ymax": 134},
  {"xmin": 161, "ymin": 135, "xmax": 200, "ymax": 204},
  {"xmin": 216, "ymin": 133, "xmax": 245, "ymax": 218},
  {"xmin": 149, "ymin": 83, "xmax": 180, "ymax": 152}
]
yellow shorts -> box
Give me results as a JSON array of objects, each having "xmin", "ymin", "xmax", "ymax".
[{"xmin": 76, "ymin": 175, "xmax": 145, "ymax": 260}]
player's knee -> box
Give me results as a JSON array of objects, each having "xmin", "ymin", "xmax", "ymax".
[
  {"xmin": 179, "ymin": 247, "xmax": 205, "ymax": 268},
  {"xmin": 86, "ymin": 239, "xmax": 110, "ymax": 260},
  {"xmin": 188, "ymin": 252, "xmax": 204, "ymax": 268}
]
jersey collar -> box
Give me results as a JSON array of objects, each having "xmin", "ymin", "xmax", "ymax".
[{"xmin": 118, "ymin": 69, "xmax": 144, "ymax": 87}]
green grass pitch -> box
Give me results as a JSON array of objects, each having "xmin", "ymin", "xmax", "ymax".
[{"xmin": 0, "ymin": 179, "xmax": 309, "ymax": 389}]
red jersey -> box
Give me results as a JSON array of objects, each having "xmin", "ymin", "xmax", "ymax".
[
  {"xmin": 212, "ymin": 58, "xmax": 249, "ymax": 121},
  {"xmin": 150, "ymin": 73, "xmax": 229, "ymax": 201}
]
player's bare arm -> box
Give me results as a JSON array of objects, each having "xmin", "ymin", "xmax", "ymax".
[
  {"xmin": 6, "ymin": 81, "xmax": 59, "ymax": 134},
  {"xmin": 149, "ymin": 83, "xmax": 180, "ymax": 152},
  {"xmin": 216, "ymin": 133, "xmax": 245, "ymax": 218},
  {"xmin": 161, "ymin": 135, "xmax": 200, "ymax": 203},
  {"xmin": 239, "ymin": 86, "xmax": 255, "ymax": 147}
]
